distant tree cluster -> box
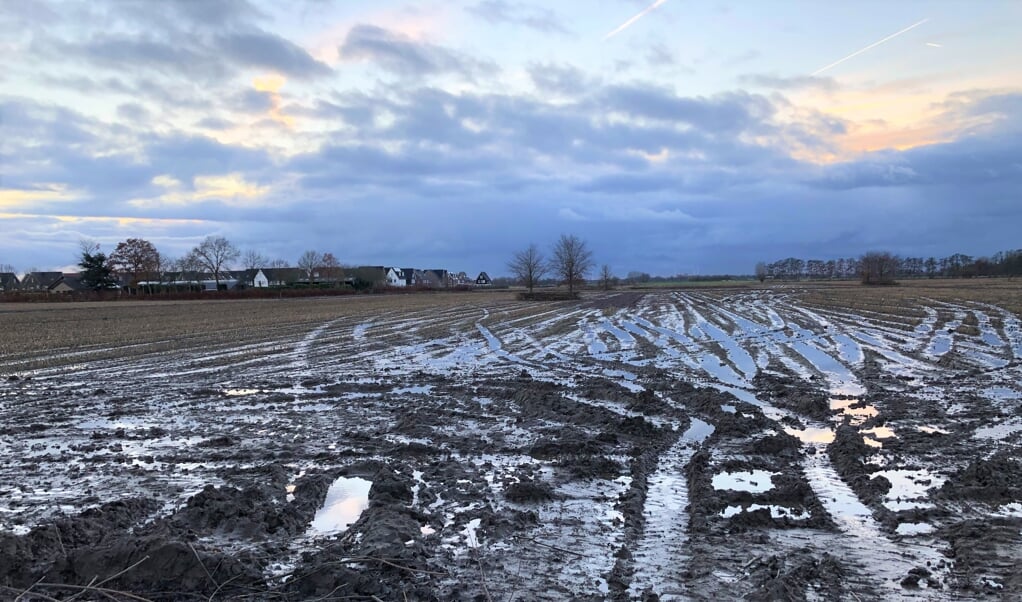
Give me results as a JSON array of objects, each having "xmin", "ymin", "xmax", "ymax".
[
  {"xmin": 508, "ymin": 234, "xmax": 598, "ymax": 294},
  {"xmin": 757, "ymin": 248, "xmax": 1022, "ymax": 282}
]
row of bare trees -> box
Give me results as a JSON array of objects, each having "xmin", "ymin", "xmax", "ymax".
[
  {"xmin": 756, "ymin": 248, "xmax": 1022, "ymax": 283},
  {"xmin": 508, "ymin": 234, "xmax": 613, "ymax": 293}
]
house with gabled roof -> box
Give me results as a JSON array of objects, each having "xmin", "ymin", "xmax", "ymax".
[
  {"xmin": 48, "ymin": 274, "xmax": 86, "ymax": 293},
  {"xmin": 0, "ymin": 272, "xmax": 19, "ymax": 292},
  {"xmin": 255, "ymin": 268, "xmax": 304, "ymax": 287},
  {"xmin": 476, "ymin": 272, "xmax": 492, "ymax": 286},
  {"xmin": 421, "ymin": 269, "xmax": 449, "ymax": 288},
  {"xmin": 401, "ymin": 268, "xmax": 425, "ymax": 287},
  {"xmin": 19, "ymin": 272, "xmax": 63, "ymax": 291},
  {"xmin": 349, "ymin": 266, "xmax": 404, "ymax": 288}
]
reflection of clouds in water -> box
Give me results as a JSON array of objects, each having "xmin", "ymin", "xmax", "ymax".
[{"xmin": 309, "ymin": 477, "xmax": 372, "ymax": 534}]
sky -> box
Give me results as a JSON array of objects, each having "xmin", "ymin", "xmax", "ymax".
[{"xmin": 1, "ymin": 0, "xmax": 1020, "ymax": 276}]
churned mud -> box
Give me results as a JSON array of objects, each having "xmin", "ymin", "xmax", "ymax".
[{"xmin": 1, "ymin": 288, "xmax": 1020, "ymax": 600}]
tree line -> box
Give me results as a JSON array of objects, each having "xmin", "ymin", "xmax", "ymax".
[{"xmin": 755, "ymin": 248, "xmax": 1022, "ymax": 283}]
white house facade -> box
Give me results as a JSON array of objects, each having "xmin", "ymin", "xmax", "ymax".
[
  {"xmin": 386, "ymin": 268, "xmax": 406, "ymax": 287},
  {"xmin": 253, "ymin": 270, "xmax": 270, "ymax": 288}
]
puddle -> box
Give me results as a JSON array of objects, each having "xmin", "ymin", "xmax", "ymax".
[
  {"xmin": 224, "ymin": 389, "xmax": 263, "ymax": 397},
  {"xmin": 353, "ymin": 322, "xmax": 372, "ymax": 340},
  {"xmin": 392, "ymin": 385, "xmax": 434, "ymax": 395},
  {"xmin": 681, "ymin": 418, "xmax": 714, "ymax": 443},
  {"xmin": 875, "ymin": 469, "xmax": 944, "ymax": 502},
  {"xmin": 985, "ymin": 387, "xmax": 1022, "ymax": 401},
  {"xmin": 785, "ymin": 426, "xmax": 835, "ymax": 445},
  {"xmin": 830, "ymin": 398, "xmax": 878, "ymax": 425},
  {"xmin": 974, "ymin": 417, "xmax": 1022, "ymax": 440},
  {"xmin": 462, "ymin": 517, "xmax": 482, "ymax": 549},
  {"xmin": 895, "ymin": 522, "xmax": 935, "ymax": 536},
  {"xmin": 308, "ymin": 477, "xmax": 372, "ymax": 535},
  {"xmin": 861, "ymin": 426, "xmax": 897, "ymax": 440},
  {"xmin": 712, "ymin": 470, "xmax": 777, "ymax": 493},
  {"xmin": 720, "ymin": 404, "xmax": 736, "ymax": 413},
  {"xmin": 720, "ymin": 504, "xmax": 810, "ymax": 520}
]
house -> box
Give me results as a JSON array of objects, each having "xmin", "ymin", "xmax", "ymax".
[
  {"xmin": 48, "ymin": 274, "xmax": 86, "ymax": 293},
  {"xmin": 387, "ymin": 267, "xmax": 405, "ymax": 287},
  {"xmin": 0, "ymin": 272, "xmax": 18, "ymax": 292},
  {"xmin": 160, "ymin": 271, "xmax": 238, "ymax": 291},
  {"xmin": 19, "ymin": 272, "xmax": 63, "ymax": 291},
  {"xmin": 475, "ymin": 272, "xmax": 492, "ymax": 286},
  {"xmin": 401, "ymin": 268, "xmax": 426, "ymax": 287},
  {"xmin": 450, "ymin": 271, "xmax": 470, "ymax": 287},
  {"xmin": 421, "ymin": 269, "xmax": 449, "ymax": 289},
  {"xmin": 349, "ymin": 266, "xmax": 403, "ymax": 288},
  {"xmin": 253, "ymin": 268, "xmax": 304, "ymax": 287}
]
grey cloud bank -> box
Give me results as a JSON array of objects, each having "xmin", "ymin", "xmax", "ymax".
[{"xmin": 1, "ymin": 0, "xmax": 1019, "ymax": 276}]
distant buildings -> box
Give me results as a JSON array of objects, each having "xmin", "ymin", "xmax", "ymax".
[{"xmin": 1, "ymin": 264, "xmax": 494, "ymax": 295}]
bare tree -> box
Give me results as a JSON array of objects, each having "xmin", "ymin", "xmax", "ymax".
[
  {"xmin": 0, "ymin": 263, "xmax": 16, "ymax": 274},
  {"xmin": 755, "ymin": 261, "xmax": 768, "ymax": 283},
  {"xmin": 859, "ymin": 251, "xmax": 899, "ymax": 285},
  {"xmin": 550, "ymin": 234, "xmax": 594, "ymax": 295},
  {"xmin": 507, "ymin": 244, "xmax": 547, "ymax": 293},
  {"xmin": 321, "ymin": 252, "xmax": 343, "ymax": 286},
  {"xmin": 268, "ymin": 258, "xmax": 290, "ymax": 268},
  {"xmin": 241, "ymin": 249, "xmax": 268, "ymax": 270},
  {"xmin": 297, "ymin": 250, "xmax": 324, "ymax": 285},
  {"xmin": 190, "ymin": 236, "xmax": 240, "ymax": 290},
  {"xmin": 109, "ymin": 238, "xmax": 161, "ymax": 293},
  {"xmin": 599, "ymin": 264, "xmax": 614, "ymax": 290}
]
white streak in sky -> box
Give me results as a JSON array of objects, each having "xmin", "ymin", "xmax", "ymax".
[
  {"xmin": 604, "ymin": 0, "xmax": 668, "ymax": 41},
  {"xmin": 926, "ymin": 42, "xmax": 943, "ymax": 48},
  {"xmin": 812, "ymin": 18, "xmax": 929, "ymax": 75}
]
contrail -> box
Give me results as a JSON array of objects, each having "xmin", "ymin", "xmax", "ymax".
[
  {"xmin": 811, "ymin": 17, "xmax": 929, "ymax": 75},
  {"xmin": 604, "ymin": 0, "xmax": 668, "ymax": 41},
  {"xmin": 926, "ymin": 42, "xmax": 943, "ymax": 47}
]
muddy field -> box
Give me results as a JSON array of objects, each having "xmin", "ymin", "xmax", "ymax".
[{"xmin": 1, "ymin": 284, "xmax": 1021, "ymax": 601}]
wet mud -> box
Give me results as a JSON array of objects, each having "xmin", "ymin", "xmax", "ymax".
[{"xmin": 1, "ymin": 288, "xmax": 1021, "ymax": 600}]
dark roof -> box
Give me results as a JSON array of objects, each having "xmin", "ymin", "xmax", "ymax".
[
  {"xmin": 0, "ymin": 272, "xmax": 19, "ymax": 289},
  {"xmin": 259, "ymin": 268, "xmax": 305, "ymax": 282},
  {"xmin": 49, "ymin": 274, "xmax": 86, "ymax": 292},
  {"xmin": 20, "ymin": 271, "xmax": 64, "ymax": 289},
  {"xmin": 350, "ymin": 266, "xmax": 388, "ymax": 282}
]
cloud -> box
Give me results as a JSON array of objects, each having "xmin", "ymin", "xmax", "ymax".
[
  {"xmin": 216, "ymin": 30, "xmax": 332, "ymax": 78},
  {"xmin": 601, "ymin": 84, "xmax": 776, "ymax": 133},
  {"xmin": 812, "ymin": 93, "xmax": 1022, "ymax": 189},
  {"xmin": 0, "ymin": 184, "xmax": 83, "ymax": 209},
  {"xmin": 4, "ymin": 7, "xmax": 1020, "ymax": 278},
  {"xmin": 195, "ymin": 117, "xmax": 236, "ymax": 131},
  {"xmin": 339, "ymin": 25, "xmax": 496, "ymax": 79},
  {"xmin": 116, "ymin": 102, "xmax": 152, "ymax": 122},
  {"xmin": 130, "ymin": 173, "xmax": 272, "ymax": 208},
  {"xmin": 37, "ymin": 24, "xmax": 328, "ymax": 85},
  {"xmin": 61, "ymin": 34, "xmax": 221, "ymax": 79},
  {"xmin": 527, "ymin": 63, "xmax": 597, "ymax": 96},
  {"xmin": 466, "ymin": 1, "xmax": 570, "ymax": 34}
]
